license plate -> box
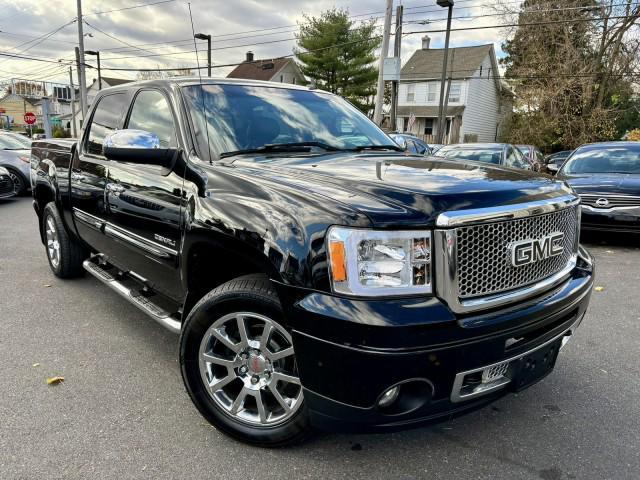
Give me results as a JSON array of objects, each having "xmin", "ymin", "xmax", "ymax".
[{"xmin": 511, "ymin": 338, "xmax": 562, "ymax": 391}]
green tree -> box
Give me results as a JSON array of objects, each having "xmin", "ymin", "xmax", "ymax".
[{"xmin": 294, "ymin": 8, "xmax": 380, "ymax": 113}]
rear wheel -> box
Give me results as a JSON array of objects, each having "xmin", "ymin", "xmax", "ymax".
[
  {"xmin": 180, "ymin": 274, "xmax": 311, "ymax": 447},
  {"xmin": 42, "ymin": 202, "xmax": 86, "ymax": 278},
  {"xmin": 6, "ymin": 168, "xmax": 26, "ymax": 195}
]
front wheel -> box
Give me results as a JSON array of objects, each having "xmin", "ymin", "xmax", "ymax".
[
  {"xmin": 42, "ymin": 202, "xmax": 86, "ymax": 278},
  {"xmin": 180, "ymin": 274, "xmax": 311, "ymax": 447}
]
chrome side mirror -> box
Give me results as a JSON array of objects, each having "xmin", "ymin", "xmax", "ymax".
[
  {"xmin": 103, "ymin": 129, "xmax": 177, "ymax": 167},
  {"xmin": 547, "ymin": 163, "xmax": 559, "ymax": 174}
]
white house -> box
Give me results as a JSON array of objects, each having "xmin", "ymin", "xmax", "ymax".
[{"xmin": 397, "ymin": 38, "xmax": 512, "ymax": 144}]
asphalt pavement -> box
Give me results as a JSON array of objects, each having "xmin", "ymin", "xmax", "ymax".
[{"xmin": 1, "ymin": 196, "xmax": 639, "ymax": 480}]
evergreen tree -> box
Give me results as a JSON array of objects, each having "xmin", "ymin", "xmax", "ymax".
[{"xmin": 294, "ymin": 9, "xmax": 380, "ymax": 113}]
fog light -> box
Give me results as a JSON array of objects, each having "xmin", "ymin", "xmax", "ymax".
[{"xmin": 378, "ymin": 386, "xmax": 400, "ymax": 408}]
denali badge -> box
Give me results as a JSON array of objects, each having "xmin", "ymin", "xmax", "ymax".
[
  {"xmin": 154, "ymin": 234, "xmax": 176, "ymax": 248},
  {"xmin": 510, "ymin": 232, "xmax": 564, "ymax": 267}
]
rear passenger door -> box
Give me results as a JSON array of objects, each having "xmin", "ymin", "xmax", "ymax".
[
  {"xmin": 103, "ymin": 89, "xmax": 186, "ymax": 301},
  {"xmin": 71, "ymin": 92, "xmax": 127, "ymax": 255}
]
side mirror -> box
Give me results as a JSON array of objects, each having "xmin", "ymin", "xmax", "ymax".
[
  {"xmin": 103, "ymin": 129, "xmax": 177, "ymax": 167},
  {"xmin": 547, "ymin": 163, "xmax": 559, "ymax": 174}
]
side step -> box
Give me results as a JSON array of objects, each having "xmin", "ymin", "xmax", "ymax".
[{"xmin": 83, "ymin": 259, "xmax": 181, "ymax": 334}]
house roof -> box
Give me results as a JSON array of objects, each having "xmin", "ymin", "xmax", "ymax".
[
  {"xmin": 101, "ymin": 77, "xmax": 132, "ymax": 86},
  {"xmin": 401, "ymin": 44, "xmax": 494, "ymax": 81},
  {"xmin": 227, "ymin": 58, "xmax": 294, "ymax": 81},
  {"xmin": 0, "ymin": 93, "xmax": 39, "ymax": 105},
  {"xmin": 397, "ymin": 105, "xmax": 465, "ymax": 117}
]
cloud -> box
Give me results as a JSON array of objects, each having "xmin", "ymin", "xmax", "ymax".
[{"xmin": 0, "ymin": 0, "xmax": 517, "ymax": 85}]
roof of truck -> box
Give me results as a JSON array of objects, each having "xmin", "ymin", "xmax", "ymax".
[{"xmin": 99, "ymin": 76, "xmax": 313, "ymax": 91}]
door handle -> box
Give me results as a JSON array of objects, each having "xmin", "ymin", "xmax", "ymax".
[{"xmin": 106, "ymin": 183, "xmax": 125, "ymax": 193}]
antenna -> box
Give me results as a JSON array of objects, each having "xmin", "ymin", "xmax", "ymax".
[{"xmin": 188, "ymin": 2, "xmax": 212, "ymax": 164}]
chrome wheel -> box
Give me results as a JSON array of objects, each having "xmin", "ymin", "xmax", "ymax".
[
  {"xmin": 198, "ymin": 312, "xmax": 303, "ymax": 426},
  {"xmin": 45, "ymin": 216, "xmax": 60, "ymax": 268}
]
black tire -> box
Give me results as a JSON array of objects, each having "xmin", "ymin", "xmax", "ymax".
[
  {"xmin": 180, "ymin": 274, "xmax": 312, "ymax": 447},
  {"xmin": 42, "ymin": 202, "xmax": 86, "ymax": 278},
  {"xmin": 5, "ymin": 168, "xmax": 27, "ymax": 195}
]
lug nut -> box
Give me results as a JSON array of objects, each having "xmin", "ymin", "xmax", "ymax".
[
  {"xmin": 251, "ymin": 376, "xmax": 259, "ymax": 385},
  {"xmin": 239, "ymin": 366, "xmax": 247, "ymax": 374}
]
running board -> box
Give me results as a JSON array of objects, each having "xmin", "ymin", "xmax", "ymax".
[{"xmin": 83, "ymin": 259, "xmax": 181, "ymax": 334}]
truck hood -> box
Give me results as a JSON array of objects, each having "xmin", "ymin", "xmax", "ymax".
[
  {"xmin": 228, "ymin": 154, "xmax": 572, "ymax": 226},
  {"xmin": 562, "ymin": 173, "xmax": 640, "ymax": 196}
]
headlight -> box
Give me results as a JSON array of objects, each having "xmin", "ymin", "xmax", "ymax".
[{"xmin": 327, "ymin": 227, "xmax": 432, "ymax": 297}]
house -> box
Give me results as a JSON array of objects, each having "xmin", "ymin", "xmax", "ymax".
[
  {"xmin": 86, "ymin": 76, "xmax": 132, "ymax": 107},
  {"xmin": 227, "ymin": 51, "xmax": 305, "ymax": 85},
  {"xmin": 0, "ymin": 93, "xmax": 39, "ymax": 129},
  {"xmin": 397, "ymin": 38, "xmax": 511, "ymax": 144}
]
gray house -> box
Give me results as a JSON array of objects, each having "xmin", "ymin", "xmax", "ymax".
[{"xmin": 397, "ymin": 38, "xmax": 512, "ymax": 144}]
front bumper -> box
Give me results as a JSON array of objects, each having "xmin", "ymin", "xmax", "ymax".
[
  {"xmin": 581, "ymin": 205, "xmax": 640, "ymax": 233},
  {"xmin": 276, "ymin": 247, "xmax": 594, "ymax": 433}
]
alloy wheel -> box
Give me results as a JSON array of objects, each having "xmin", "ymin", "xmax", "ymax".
[
  {"xmin": 45, "ymin": 216, "xmax": 60, "ymax": 268},
  {"xmin": 7, "ymin": 171, "xmax": 23, "ymax": 194},
  {"xmin": 198, "ymin": 312, "xmax": 303, "ymax": 426}
]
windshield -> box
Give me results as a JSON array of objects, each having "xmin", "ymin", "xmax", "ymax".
[
  {"xmin": 438, "ymin": 147, "xmax": 503, "ymax": 165},
  {"xmin": 182, "ymin": 84, "xmax": 394, "ymax": 160},
  {"xmin": 561, "ymin": 144, "xmax": 640, "ymax": 174},
  {"xmin": 2, "ymin": 133, "xmax": 31, "ymax": 148},
  {"xmin": 0, "ymin": 135, "xmax": 29, "ymax": 150}
]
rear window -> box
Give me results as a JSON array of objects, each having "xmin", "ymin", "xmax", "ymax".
[
  {"xmin": 439, "ymin": 147, "xmax": 503, "ymax": 165},
  {"xmin": 85, "ymin": 93, "xmax": 127, "ymax": 156}
]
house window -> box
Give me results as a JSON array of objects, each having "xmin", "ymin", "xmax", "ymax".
[
  {"xmin": 427, "ymin": 83, "xmax": 437, "ymax": 103},
  {"xmin": 406, "ymin": 84, "xmax": 415, "ymax": 102},
  {"xmin": 424, "ymin": 118, "xmax": 434, "ymax": 135},
  {"xmin": 448, "ymin": 81, "xmax": 461, "ymax": 103}
]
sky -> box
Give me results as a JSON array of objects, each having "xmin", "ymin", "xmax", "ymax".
[{"xmin": 0, "ymin": 0, "xmax": 518, "ymax": 89}]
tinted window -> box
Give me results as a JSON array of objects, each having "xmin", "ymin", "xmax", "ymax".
[
  {"xmin": 127, "ymin": 90, "xmax": 177, "ymax": 148},
  {"xmin": 86, "ymin": 93, "xmax": 126, "ymax": 155},
  {"xmin": 413, "ymin": 139, "xmax": 428, "ymax": 154},
  {"xmin": 562, "ymin": 144, "xmax": 640, "ymax": 174}
]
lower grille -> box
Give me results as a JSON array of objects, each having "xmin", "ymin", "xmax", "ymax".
[{"xmin": 455, "ymin": 206, "xmax": 579, "ymax": 298}]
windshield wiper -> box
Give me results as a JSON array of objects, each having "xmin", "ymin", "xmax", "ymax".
[
  {"xmin": 220, "ymin": 142, "xmax": 342, "ymax": 159},
  {"xmin": 352, "ymin": 144, "xmax": 403, "ymax": 152}
]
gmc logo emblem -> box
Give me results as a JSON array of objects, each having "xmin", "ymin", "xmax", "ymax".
[{"xmin": 510, "ymin": 232, "xmax": 564, "ymax": 267}]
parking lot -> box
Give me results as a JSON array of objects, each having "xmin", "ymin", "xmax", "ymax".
[{"xmin": 1, "ymin": 196, "xmax": 639, "ymax": 480}]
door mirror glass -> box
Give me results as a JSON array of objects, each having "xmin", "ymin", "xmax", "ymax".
[{"xmin": 103, "ymin": 129, "xmax": 177, "ymax": 167}]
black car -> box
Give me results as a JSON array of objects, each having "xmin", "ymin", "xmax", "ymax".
[
  {"xmin": 560, "ymin": 142, "xmax": 640, "ymax": 233},
  {"xmin": 389, "ymin": 133, "xmax": 432, "ymax": 155},
  {"xmin": 436, "ymin": 143, "xmax": 532, "ymax": 170},
  {"xmin": 546, "ymin": 150, "xmax": 573, "ymax": 174},
  {"xmin": 30, "ymin": 78, "xmax": 593, "ymax": 446}
]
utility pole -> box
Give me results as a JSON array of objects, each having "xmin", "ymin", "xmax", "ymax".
[
  {"xmin": 75, "ymin": 47, "xmax": 86, "ymax": 123},
  {"xmin": 69, "ymin": 66, "xmax": 77, "ymax": 138},
  {"xmin": 373, "ymin": 0, "xmax": 393, "ymax": 126},
  {"xmin": 390, "ymin": 5, "xmax": 403, "ymax": 132},
  {"xmin": 440, "ymin": 49, "xmax": 455, "ymax": 144},
  {"xmin": 76, "ymin": 0, "xmax": 88, "ymax": 117},
  {"xmin": 436, "ymin": 0, "xmax": 454, "ymax": 144}
]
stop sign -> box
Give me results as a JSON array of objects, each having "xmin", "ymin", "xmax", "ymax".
[{"xmin": 24, "ymin": 112, "xmax": 36, "ymax": 125}]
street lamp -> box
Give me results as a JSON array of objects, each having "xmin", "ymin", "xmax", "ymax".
[
  {"xmin": 85, "ymin": 50, "xmax": 101, "ymax": 90},
  {"xmin": 435, "ymin": 0, "xmax": 454, "ymax": 144},
  {"xmin": 194, "ymin": 33, "xmax": 212, "ymax": 77}
]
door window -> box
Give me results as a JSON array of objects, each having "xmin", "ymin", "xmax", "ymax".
[
  {"xmin": 85, "ymin": 93, "xmax": 127, "ymax": 156},
  {"xmin": 126, "ymin": 90, "xmax": 177, "ymax": 148}
]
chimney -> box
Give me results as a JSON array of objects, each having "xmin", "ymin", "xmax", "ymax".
[
  {"xmin": 422, "ymin": 36, "xmax": 431, "ymax": 50},
  {"xmin": 245, "ymin": 51, "xmax": 254, "ymax": 62}
]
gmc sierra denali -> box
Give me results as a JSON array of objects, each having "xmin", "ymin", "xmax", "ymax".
[{"xmin": 31, "ymin": 78, "xmax": 594, "ymax": 446}]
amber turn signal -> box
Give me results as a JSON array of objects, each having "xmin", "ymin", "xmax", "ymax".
[{"xmin": 329, "ymin": 241, "xmax": 347, "ymax": 282}]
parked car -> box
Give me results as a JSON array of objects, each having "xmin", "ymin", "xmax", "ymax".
[
  {"xmin": 0, "ymin": 131, "xmax": 32, "ymax": 149},
  {"xmin": 31, "ymin": 78, "xmax": 593, "ymax": 446},
  {"xmin": 545, "ymin": 150, "xmax": 573, "ymax": 174},
  {"xmin": 559, "ymin": 141, "xmax": 640, "ymax": 233},
  {"xmin": 516, "ymin": 145, "xmax": 546, "ymax": 172},
  {"xmin": 429, "ymin": 143, "xmax": 444, "ymax": 154},
  {"xmin": 389, "ymin": 133, "xmax": 432, "ymax": 155},
  {"xmin": 0, "ymin": 135, "xmax": 31, "ymax": 194},
  {"xmin": 0, "ymin": 166, "xmax": 17, "ymax": 199},
  {"xmin": 436, "ymin": 143, "xmax": 532, "ymax": 170}
]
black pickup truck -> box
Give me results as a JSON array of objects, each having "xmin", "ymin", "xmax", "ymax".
[{"xmin": 31, "ymin": 78, "xmax": 594, "ymax": 446}]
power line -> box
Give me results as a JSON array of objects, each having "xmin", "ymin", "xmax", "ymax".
[{"xmin": 85, "ymin": 0, "xmax": 177, "ymax": 16}]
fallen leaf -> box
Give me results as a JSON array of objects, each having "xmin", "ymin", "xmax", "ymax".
[
  {"xmin": 32, "ymin": 363, "xmax": 40, "ymax": 367},
  {"xmin": 43, "ymin": 284, "xmax": 51, "ymax": 288},
  {"xmin": 46, "ymin": 376, "xmax": 64, "ymax": 385},
  {"xmin": 595, "ymin": 286, "xmax": 605, "ymax": 292}
]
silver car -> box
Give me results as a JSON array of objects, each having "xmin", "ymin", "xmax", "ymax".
[
  {"xmin": 0, "ymin": 166, "xmax": 17, "ymax": 199},
  {"xmin": 0, "ymin": 135, "xmax": 31, "ymax": 194}
]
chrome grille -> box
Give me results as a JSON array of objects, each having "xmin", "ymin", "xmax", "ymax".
[
  {"xmin": 455, "ymin": 205, "xmax": 579, "ymax": 298},
  {"xmin": 579, "ymin": 194, "xmax": 640, "ymax": 209}
]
